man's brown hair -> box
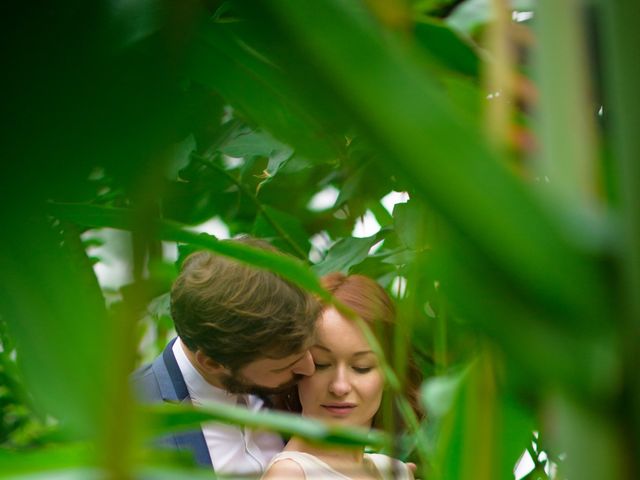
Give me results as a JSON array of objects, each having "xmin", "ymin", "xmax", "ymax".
[{"xmin": 170, "ymin": 237, "xmax": 320, "ymax": 370}]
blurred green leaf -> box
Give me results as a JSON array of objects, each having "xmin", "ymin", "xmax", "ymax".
[
  {"xmin": 434, "ymin": 355, "xmax": 534, "ymax": 480},
  {"xmin": 263, "ymin": 0, "xmax": 610, "ymax": 342},
  {"xmin": 221, "ymin": 128, "xmax": 293, "ymax": 161},
  {"xmin": 47, "ymin": 202, "xmax": 329, "ymax": 301},
  {"xmin": 420, "ymin": 369, "xmax": 466, "ymax": 418},
  {"xmin": 414, "ymin": 17, "xmax": 481, "ymax": 77},
  {"xmin": 142, "ymin": 402, "xmax": 389, "ymax": 449},
  {"xmin": 0, "ymin": 219, "xmax": 110, "ymax": 440},
  {"xmin": 393, "ymin": 200, "xmax": 430, "ymax": 250},
  {"xmin": 189, "ymin": 18, "xmax": 344, "ymax": 162},
  {"xmin": 0, "ymin": 443, "xmax": 92, "ymax": 478}
]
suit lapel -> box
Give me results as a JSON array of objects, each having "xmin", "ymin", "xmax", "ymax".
[{"xmin": 154, "ymin": 338, "xmax": 213, "ymax": 469}]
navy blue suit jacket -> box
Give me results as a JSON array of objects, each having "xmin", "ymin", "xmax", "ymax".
[{"xmin": 131, "ymin": 338, "xmax": 213, "ymax": 469}]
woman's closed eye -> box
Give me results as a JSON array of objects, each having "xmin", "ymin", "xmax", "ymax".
[
  {"xmin": 313, "ymin": 362, "xmax": 330, "ymax": 370},
  {"xmin": 352, "ymin": 366, "xmax": 374, "ymax": 374}
]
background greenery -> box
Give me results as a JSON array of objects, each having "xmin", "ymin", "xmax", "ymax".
[{"xmin": 1, "ymin": 0, "xmax": 638, "ymax": 479}]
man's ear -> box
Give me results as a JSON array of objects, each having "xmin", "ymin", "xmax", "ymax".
[{"xmin": 194, "ymin": 350, "xmax": 228, "ymax": 375}]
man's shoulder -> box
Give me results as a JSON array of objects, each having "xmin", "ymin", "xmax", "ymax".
[
  {"xmin": 130, "ymin": 339, "xmax": 188, "ymax": 404},
  {"xmin": 130, "ymin": 360, "xmax": 163, "ymax": 403}
]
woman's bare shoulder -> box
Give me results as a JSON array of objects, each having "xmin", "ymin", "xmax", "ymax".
[{"xmin": 262, "ymin": 457, "xmax": 306, "ymax": 480}]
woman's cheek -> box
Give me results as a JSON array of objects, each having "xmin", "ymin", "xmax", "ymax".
[{"xmin": 298, "ymin": 376, "xmax": 322, "ymax": 413}]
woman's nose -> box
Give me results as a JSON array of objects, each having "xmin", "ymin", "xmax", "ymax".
[
  {"xmin": 328, "ymin": 367, "xmax": 352, "ymax": 396},
  {"xmin": 292, "ymin": 351, "xmax": 315, "ymax": 376}
]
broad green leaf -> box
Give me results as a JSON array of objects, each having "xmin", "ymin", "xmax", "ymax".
[
  {"xmin": 0, "ymin": 218, "xmax": 110, "ymax": 440},
  {"xmin": 221, "ymin": 128, "xmax": 293, "ymax": 161},
  {"xmin": 312, "ymin": 235, "xmax": 381, "ymax": 276},
  {"xmin": 252, "ymin": 205, "xmax": 311, "ymax": 259},
  {"xmin": 393, "ymin": 200, "xmax": 430, "ymax": 250}
]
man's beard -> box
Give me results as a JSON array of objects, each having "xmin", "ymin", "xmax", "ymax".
[{"xmin": 220, "ymin": 371, "xmax": 304, "ymax": 396}]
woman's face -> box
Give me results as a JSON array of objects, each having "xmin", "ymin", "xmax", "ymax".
[{"xmin": 298, "ymin": 307, "xmax": 384, "ymax": 428}]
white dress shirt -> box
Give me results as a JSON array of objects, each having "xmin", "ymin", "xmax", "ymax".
[{"xmin": 172, "ymin": 340, "xmax": 284, "ymax": 476}]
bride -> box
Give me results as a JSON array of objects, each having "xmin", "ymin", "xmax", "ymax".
[{"xmin": 262, "ymin": 273, "xmax": 421, "ymax": 480}]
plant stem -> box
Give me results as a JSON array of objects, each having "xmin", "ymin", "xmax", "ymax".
[{"xmin": 192, "ymin": 153, "xmax": 308, "ymax": 259}]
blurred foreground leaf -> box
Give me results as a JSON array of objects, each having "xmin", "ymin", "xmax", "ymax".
[{"xmin": 142, "ymin": 402, "xmax": 389, "ymax": 449}]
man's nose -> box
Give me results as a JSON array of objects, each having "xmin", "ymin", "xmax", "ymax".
[
  {"xmin": 291, "ymin": 351, "xmax": 315, "ymax": 376},
  {"xmin": 328, "ymin": 367, "xmax": 352, "ymax": 397}
]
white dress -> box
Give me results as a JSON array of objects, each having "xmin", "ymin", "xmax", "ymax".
[{"xmin": 264, "ymin": 451, "xmax": 413, "ymax": 479}]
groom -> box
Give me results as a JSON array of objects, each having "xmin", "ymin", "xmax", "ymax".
[{"xmin": 132, "ymin": 236, "xmax": 320, "ymax": 476}]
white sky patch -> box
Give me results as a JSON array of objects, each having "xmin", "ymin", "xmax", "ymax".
[
  {"xmin": 514, "ymin": 450, "xmax": 535, "ymax": 479},
  {"xmin": 309, "ymin": 231, "xmax": 333, "ymax": 263},
  {"xmin": 185, "ymin": 216, "xmax": 230, "ymax": 239},
  {"xmin": 223, "ymin": 155, "xmax": 244, "ymax": 169},
  {"xmin": 162, "ymin": 242, "xmax": 178, "ymax": 263},
  {"xmin": 308, "ymin": 185, "xmax": 340, "ymax": 211},
  {"xmin": 83, "ymin": 228, "xmax": 133, "ymax": 291},
  {"xmin": 381, "ymin": 191, "xmax": 409, "ymax": 215},
  {"xmin": 352, "ymin": 209, "xmax": 381, "ymax": 238},
  {"xmin": 390, "ymin": 275, "xmax": 407, "ymax": 298},
  {"xmin": 513, "ymin": 11, "xmax": 534, "ymax": 22},
  {"xmin": 368, "ymin": 239, "xmax": 384, "ymax": 255}
]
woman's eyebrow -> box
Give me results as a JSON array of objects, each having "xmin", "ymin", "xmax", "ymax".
[
  {"xmin": 353, "ymin": 350, "xmax": 374, "ymax": 356},
  {"xmin": 312, "ymin": 345, "xmax": 374, "ymax": 356}
]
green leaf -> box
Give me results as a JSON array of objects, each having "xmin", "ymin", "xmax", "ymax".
[
  {"xmin": 142, "ymin": 402, "xmax": 389, "ymax": 449},
  {"xmin": 47, "ymin": 203, "xmax": 329, "ymax": 302},
  {"xmin": 434, "ymin": 356, "xmax": 535, "ymax": 480},
  {"xmin": 253, "ymin": 205, "xmax": 311, "ymax": 258},
  {"xmin": 221, "ymin": 128, "xmax": 293, "ymax": 160},
  {"xmin": 414, "ymin": 18, "xmax": 481, "ymax": 77},
  {"xmin": 312, "ymin": 235, "xmax": 381, "ymax": 277},
  {"xmin": 0, "ymin": 218, "xmax": 110, "ymax": 441},
  {"xmin": 262, "ymin": 0, "xmax": 610, "ymax": 337},
  {"xmin": 420, "ymin": 369, "xmax": 467, "ymax": 418},
  {"xmin": 189, "ymin": 19, "xmax": 344, "ymax": 162},
  {"xmin": 0, "ymin": 444, "xmax": 93, "ymax": 477},
  {"xmin": 393, "ymin": 200, "xmax": 429, "ymax": 250}
]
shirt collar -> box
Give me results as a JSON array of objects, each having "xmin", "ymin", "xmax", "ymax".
[
  {"xmin": 172, "ymin": 338, "xmax": 238, "ymax": 406},
  {"xmin": 171, "ymin": 339, "xmax": 266, "ymax": 411}
]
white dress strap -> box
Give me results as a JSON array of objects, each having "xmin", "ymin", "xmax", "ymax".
[{"xmin": 365, "ymin": 453, "xmax": 413, "ymax": 480}]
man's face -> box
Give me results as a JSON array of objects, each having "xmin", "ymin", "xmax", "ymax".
[{"xmin": 221, "ymin": 350, "xmax": 316, "ymax": 395}]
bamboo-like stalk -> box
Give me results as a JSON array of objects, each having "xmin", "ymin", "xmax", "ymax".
[
  {"xmin": 599, "ymin": 1, "xmax": 640, "ymax": 477},
  {"xmin": 485, "ymin": 0, "xmax": 515, "ymax": 148},
  {"xmin": 534, "ymin": 0, "xmax": 600, "ymax": 214}
]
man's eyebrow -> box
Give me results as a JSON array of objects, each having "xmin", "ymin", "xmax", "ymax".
[{"xmin": 271, "ymin": 353, "xmax": 306, "ymax": 372}]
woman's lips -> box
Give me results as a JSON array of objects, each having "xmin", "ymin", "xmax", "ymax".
[{"xmin": 321, "ymin": 403, "xmax": 356, "ymax": 415}]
